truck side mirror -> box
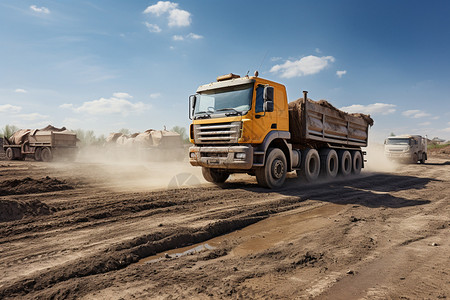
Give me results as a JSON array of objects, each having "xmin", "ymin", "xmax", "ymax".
[
  {"xmin": 189, "ymin": 95, "xmax": 197, "ymax": 120},
  {"xmin": 263, "ymin": 101, "xmax": 274, "ymax": 112},
  {"xmin": 263, "ymin": 86, "xmax": 274, "ymax": 102},
  {"xmin": 263, "ymin": 86, "xmax": 274, "ymax": 112}
]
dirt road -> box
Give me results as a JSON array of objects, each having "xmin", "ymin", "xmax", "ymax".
[{"xmin": 0, "ymin": 156, "xmax": 448, "ymax": 299}]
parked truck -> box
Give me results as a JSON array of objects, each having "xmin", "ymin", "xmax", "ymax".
[
  {"xmin": 384, "ymin": 135, "xmax": 427, "ymax": 164},
  {"xmin": 188, "ymin": 73, "xmax": 373, "ymax": 188},
  {"xmin": 3, "ymin": 125, "xmax": 78, "ymax": 162}
]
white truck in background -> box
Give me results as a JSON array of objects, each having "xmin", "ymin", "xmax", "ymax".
[{"xmin": 384, "ymin": 135, "xmax": 427, "ymax": 164}]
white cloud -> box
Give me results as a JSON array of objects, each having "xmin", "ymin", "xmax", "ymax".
[
  {"xmin": 144, "ymin": 22, "xmax": 162, "ymax": 33},
  {"xmin": 336, "ymin": 70, "xmax": 347, "ymax": 78},
  {"xmin": 187, "ymin": 33, "xmax": 203, "ymax": 40},
  {"xmin": 112, "ymin": 92, "xmax": 132, "ymax": 99},
  {"xmin": 168, "ymin": 8, "xmax": 191, "ymax": 27},
  {"xmin": 340, "ymin": 103, "xmax": 396, "ymax": 115},
  {"xmin": 18, "ymin": 113, "xmax": 49, "ymax": 121},
  {"xmin": 143, "ymin": 1, "xmax": 191, "ymax": 28},
  {"xmin": 143, "ymin": 1, "xmax": 178, "ymax": 16},
  {"xmin": 149, "ymin": 93, "xmax": 161, "ymax": 99},
  {"xmin": 270, "ymin": 55, "xmax": 335, "ymax": 78},
  {"xmin": 432, "ymin": 116, "xmax": 440, "ymax": 120},
  {"xmin": 315, "ymin": 48, "xmax": 322, "ymax": 54},
  {"xmin": 173, "ymin": 33, "xmax": 203, "ymax": 41},
  {"xmin": 402, "ymin": 110, "xmax": 432, "ymax": 118},
  {"xmin": 30, "ymin": 5, "xmax": 50, "ymax": 14},
  {"xmin": 15, "ymin": 88, "xmax": 27, "ymax": 93},
  {"xmin": 169, "ymin": 46, "xmax": 175, "ymax": 50},
  {"xmin": 419, "ymin": 122, "xmax": 431, "ymax": 126},
  {"xmin": 0, "ymin": 104, "xmax": 22, "ymax": 113},
  {"xmin": 442, "ymin": 127, "xmax": 450, "ymax": 133},
  {"xmin": 271, "ymin": 57, "xmax": 282, "ymax": 62},
  {"xmin": 60, "ymin": 93, "xmax": 150, "ymax": 116}
]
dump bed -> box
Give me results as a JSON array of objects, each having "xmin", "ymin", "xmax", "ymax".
[
  {"xmin": 28, "ymin": 131, "xmax": 77, "ymax": 147},
  {"xmin": 288, "ymin": 98, "xmax": 373, "ymax": 147}
]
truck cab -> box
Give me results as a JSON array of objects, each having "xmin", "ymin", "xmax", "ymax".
[{"xmin": 384, "ymin": 135, "xmax": 427, "ymax": 164}]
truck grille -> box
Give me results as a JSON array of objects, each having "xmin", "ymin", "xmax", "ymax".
[{"xmin": 194, "ymin": 122, "xmax": 241, "ymax": 144}]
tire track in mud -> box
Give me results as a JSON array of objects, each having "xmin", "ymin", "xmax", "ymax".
[{"xmin": 0, "ymin": 160, "xmax": 444, "ymax": 299}]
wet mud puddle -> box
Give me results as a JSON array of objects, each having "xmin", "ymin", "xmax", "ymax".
[{"xmin": 139, "ymin": 203, "xmax": 343, "ymax": 264}]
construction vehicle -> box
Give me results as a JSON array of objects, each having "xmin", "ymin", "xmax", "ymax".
[
  {"xmin": 384, "ymin": 135, "xmax": 427, "ymax": 164},
  {"xmin": 188, "ymin": 72, "xmax": 373, "ymax": 188},
  {"xmin": 3, "ymin": 125, "xmax": 78, "ymax": 162},
  {"xmin": 105, "ymin": 129, "xmax": 185, "ymax": 161}
]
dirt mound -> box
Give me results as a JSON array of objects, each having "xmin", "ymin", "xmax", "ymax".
[
  {"xmin": 0, "ymin": 199, "xmax": 53, "ymax": 222},
  {"xmin": 0, "ymin": 176, "xmax": 73, "ymax": 196},
  {"xmin": 428, "ymin": 144, "xmax": 450, "ymax": 157}
]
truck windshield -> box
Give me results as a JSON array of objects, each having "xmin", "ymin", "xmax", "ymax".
[
  {"xmin": 194, "ymin": 83, "xmax": 253, "ymax": 118},
  {"xmin": 386, "ymin": 138, "xmax": 411, "ymax": 145}
]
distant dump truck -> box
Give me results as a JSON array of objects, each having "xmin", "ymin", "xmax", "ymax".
[
  {"xmin": 3, "ymin": 125, "xmax": 78, "ymax": 162},
  {"xmin": 106, "ymin": 129, "xmax": 185, "ymax": 161},
  {"xmin": 384, "ymin": 135, "xmax": 427, "ymax": 164},
  {"xmin": 188, "ymin": 73, "xmax": 374, "ymax": 188}
]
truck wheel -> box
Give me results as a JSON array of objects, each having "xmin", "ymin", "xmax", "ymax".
[
  {"xmin": 34, "ymin": 148, "xmax": 42, "ymax": 161},
  {"xmin": 5, "ymin": 148, "xmax": 14, "ymax": 160},
  {"xmin": 411, "ymin": 153, "xmax": 418, "ymax": 164},
  {"xmin": 300, "ymin": 148, "xmax": 320, "ymax": 182},
  {"xmin": 338, "ymin": 150, "xmax": 352, "ymax": 176},
  {"xmin": 352, "ymin": 151, "xmax": 363, "ymax": 175},
  {"xmin": 419, "ymin": 153, "xmax": 426, "ymax": 164},
  {"xmin": 319, "ymin": 149, "xmax": 338, "ymax": 179},
  {"xmin": 202, "ymin": 167, "xmax": 229, "ymax": 184},
  {"xmin": 255, "ymin": 148, "xmax": 287, "ymax": 188},
  {"xmin": 41, "ymin": 147, "xmax": 53, "ymax": 162}
]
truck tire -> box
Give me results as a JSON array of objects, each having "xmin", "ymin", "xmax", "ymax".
[
  {"xmin": 41, "ymin": 147, "xmax": 53, "ymax": 162},
  {"xmin": 411, "ymin": 153, "xmax": 418, "ymax": 164},
  {"xmin": 319, "ymin": 149, "xmax": 338, "ymax": 179},
  {"xmin": 338, "ymin": 150, "xmax": 352, "ymax": 176},
  {"xmin": 299, "ymin": 148, "xmax": 320, "ymax": 182},
  {"xmin": 202, "ymin": 167, "xmax": 229, "ymax": 184},
  {"xmin": 255, "ymin": 148, "xmax": 287, "ymax": 188},
  {"xmin": 5, "ymin": 148, "xmax": 14, "ymax": 160},
  {"xmin": 34, "ymin": 148, "xmax": 42, "ymax": 161},
  {"xmin": 352, "ymin": 151, "xmax": 363, "ymax": 175},
  {"xmin": 419, "ymin": 153, "xmax": 426, "ymax": 164}
]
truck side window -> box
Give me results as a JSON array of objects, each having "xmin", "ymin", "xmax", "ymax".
[{"xmin": 255, "ymin": 85, "xmax": 264, "ymax": 113}]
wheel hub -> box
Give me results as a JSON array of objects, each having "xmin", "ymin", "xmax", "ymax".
[{"xmin": 272, "ymin": 159, "xmax": 284, "ymax": 179}]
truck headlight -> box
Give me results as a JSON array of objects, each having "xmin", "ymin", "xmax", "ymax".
[{"xmin": 235, "ymin": 153, "xmax": 246, "ymax": 160}]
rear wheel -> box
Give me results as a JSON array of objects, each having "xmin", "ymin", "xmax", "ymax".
[
  {"xmin": 352, "ymin": 151, "xmax": 363, "ymax": 175},
  {"xmin": 202, "ymin": 167, "xmax": 229, "ymax": 184},
  {"xmin": 319, "ymin": 149, "xmax": 338, "ymax": 179},
  {"xmin": 338, "ymin": 150, "xmax": 352, "ymax": 176},
  {"xmin": 299, "ymin": 148, "xmax": 320, "ymax": 182},
  {"xmin": 419, "ymin": 153, "xmax": 426, "ymax": 164},
  {"xmin": 41, "ymin": 147, "xmax": 53, "ymax": 162},
  {"xmin": 255, "ymin": 148, "xmax": 287, "ymax": 188}
]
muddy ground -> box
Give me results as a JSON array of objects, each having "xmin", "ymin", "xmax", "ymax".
[{"xmin": 0, "ymin": 152, "xmax": 448, "ymax": 299}]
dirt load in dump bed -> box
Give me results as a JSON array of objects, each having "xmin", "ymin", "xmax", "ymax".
[
  {"xmin": 0, "ymin": 156, "xmax": 448, "ymax": 299},
  {"xmin": 289, "ymin": 98, "xmax": 374, "ymax": 147}
]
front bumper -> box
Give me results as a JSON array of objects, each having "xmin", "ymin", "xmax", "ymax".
[{"xmin": 189, "ymin": 145, "xmax": 253, "ymax": 169}]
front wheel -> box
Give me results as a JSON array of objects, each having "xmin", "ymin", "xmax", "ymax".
[
  {"xmin": 5, "ymin": 148, "xmax": 14, "ymax": 160},
  {"xmin": 255, "ymin": 148, "xmax": 287, "ymax": 189},
  {"xmin": 202, "ymin": 167, "xmax": 229, "ymax": 184}
]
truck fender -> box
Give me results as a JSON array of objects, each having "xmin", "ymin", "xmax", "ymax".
[{"xmin": 254, "ymin": 131, "xmax": 293, "ymax": 171}]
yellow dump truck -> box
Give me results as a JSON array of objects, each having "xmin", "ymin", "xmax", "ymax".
[
  {"xmin": 188, "ymin": 73, "xmax": 373, "ymax": 188},
  {"xmin": 3, "ymin": 126, "xmax": 77, "ymax": 162}
]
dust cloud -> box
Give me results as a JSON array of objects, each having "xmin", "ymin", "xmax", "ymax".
[
  {"xmin": 57, "ymin": 146, "xmax": 206, "ymax": 191},
  {"xmin": 362, "ymin": 143, "xmax": 400, "ymax": 173}
]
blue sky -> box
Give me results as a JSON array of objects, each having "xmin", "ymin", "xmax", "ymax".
[{"xmin": 1, "ymin": 0, "xmax": 449, "ymax": 142}]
